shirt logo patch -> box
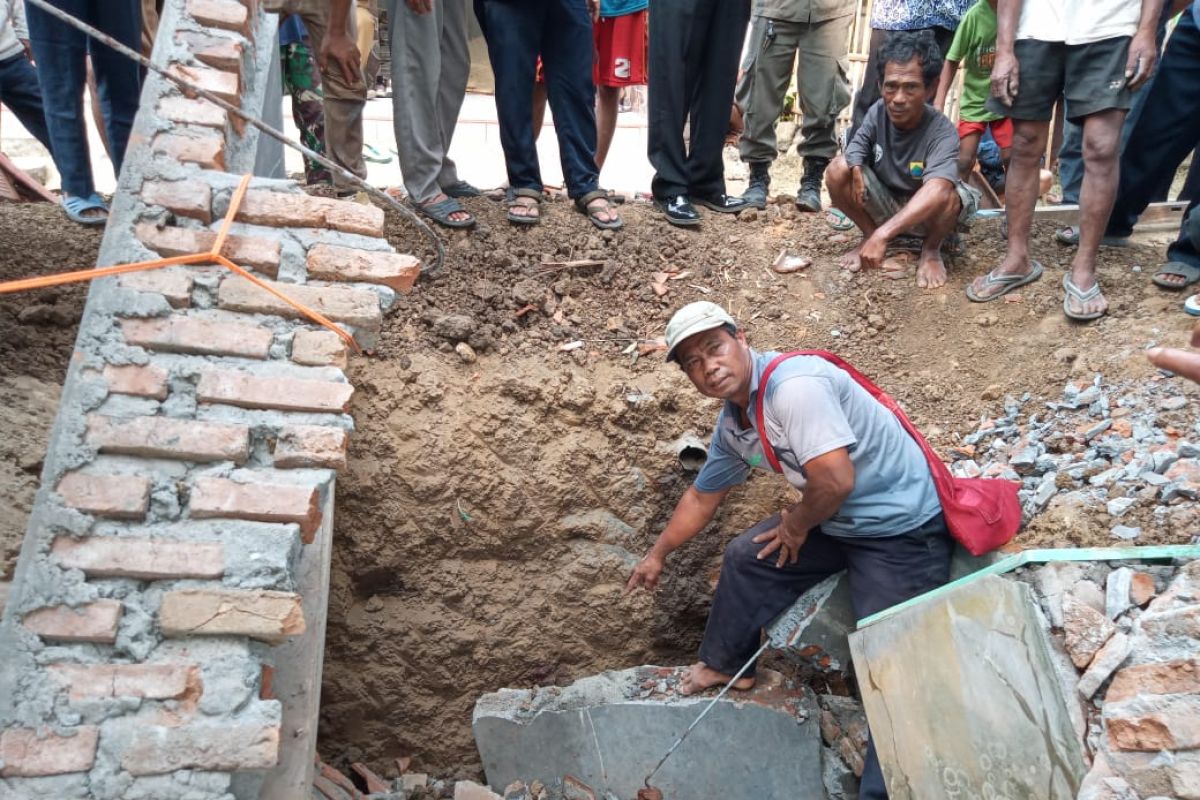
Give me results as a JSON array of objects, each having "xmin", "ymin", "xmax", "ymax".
[{"xmin": 909, "ymin": 161, "xmax": 925, "ymax": 178}]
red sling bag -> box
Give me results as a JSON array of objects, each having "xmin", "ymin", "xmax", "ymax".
[{"xmin": 753, "ymin": 350, "xmax": 1021, "ymax": 556}]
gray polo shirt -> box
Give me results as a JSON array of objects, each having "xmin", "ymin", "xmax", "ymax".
[{"xmin": 693, "ymin": 350, "xmax": 941, "ymax": 538}]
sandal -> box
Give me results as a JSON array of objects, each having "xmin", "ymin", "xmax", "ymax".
[
  {"xmin": 444, "ymin": 180, "xmax": 482, "ymax": 198},
  {"xmin": 61, "ymin": 192, "xmax": 108, "ymax": 227},
  {"xmin": 1062, "ymin": 273, "xmax": 1107, "ymax": 321},
  {"xmin": 418, "ymin": 196, "xmax": 475, "ymax": 229},
  {"xmin": 1152, "ymin": 261, "xmax": 1200, "ymax": 291},
  {"xmin": 825, "ymin": 208, "xmax": 854, "ymax": 231},
  {"xmin": 575, "ymin": 189, "xmax": 624, "ymax": 230},
  {"xmin": 506, "ymin": 187, "xmax": 542, "ymax": 225},
  {"xmin": 1055, "ymin": 225, "xmax": 1078, "ymax": 246},
  {"xmin": 965, "ymin": 259, "xmax": 1044, "ymax": 302}
]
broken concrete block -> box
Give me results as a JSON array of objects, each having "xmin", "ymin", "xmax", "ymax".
[
  {"xmin": 1105, "ymin": 694, "xmax": 1200, "ymax": 751},
  {"xmin": 455, "ymin": 781, "xmax": 502, "ymax": 800},
  {"xmin": 1106, "ymin": 567, "xmax": 1135, "ymax": 620},
  {"xmin": 849, "ymin": 575, "xmax": 1087, "ymax": 800},
  {"xmin": 1078, "ymin": 632, "xmax": 1132, "ymax": 699},
  {"xmin": 473, "ymin": 667, "xmax": 822, "ymax": 800},
  {"xmin": 1035, "ymin": 561, "xmax": 1083, "ymax": 628},
  {"xmin": 1063, "ymin": 593, "xmax": 1117, "ymax": 668},
  {"xmin": 768, "ymin": 570, "xmax": 854, "ymax": 670},
  {"xmin": 1072, "ymin": 579, "xmax": 1108, "ymax": 615}
]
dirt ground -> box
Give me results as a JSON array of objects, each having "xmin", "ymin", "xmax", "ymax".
[{"xmin": 1, "ymin": 185, "xmax": 1197, "ymax": 779}]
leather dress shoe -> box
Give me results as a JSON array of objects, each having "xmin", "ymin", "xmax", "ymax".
[
  {"xmin": 655, "ymin": 194, "xmax": 701, "ymax": 227},
  {"xmin": 692, "ymin": 193, "xmax": 749, "ymax": 213}
]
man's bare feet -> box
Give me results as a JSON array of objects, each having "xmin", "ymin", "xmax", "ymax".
[
  {"xmin": 838, "ymin": 245, "xmax": 864, "ymax": 272},
  {"xmin": 678, "ymin": 662, "xmax": 756, "ymax": 696},
  {"xmin": 917, "ymin": 249, "xmax": 947, "ymax": 289}
]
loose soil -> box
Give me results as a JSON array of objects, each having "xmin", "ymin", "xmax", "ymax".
[{"xmin": 0, "ymin": 187, "xmax": 1196, "ymax": 779}]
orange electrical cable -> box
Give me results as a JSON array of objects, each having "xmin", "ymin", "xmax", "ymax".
[{"xmin": 0, "ymin": 173, "xmax": 362, "ymax": 353}]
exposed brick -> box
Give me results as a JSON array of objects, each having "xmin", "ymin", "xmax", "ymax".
[
  {"xmin": 1107, "ymin": 696, "xmax": 1200, "ymax": 751},
  {"xmin": 167, "ymin": 62, "xmax": 239, "ymax": 105},
  {"xmin": 0, "ymin": 726, "xmax": 99, "ymax": 777},
  {"xmin": 236, "ymin": 189, "xmax": 385, "ymax": 236},
  {"xmin": 22, "ymin": 600, "xmax": 122, "ymax": 643},
  {"xmin": 52, "ymin": 536, "xmax": 224, "ymax": 581},
  {"xmin": 185, "ymin": 0, "xmax": 249, "ymax": 34},
  {"xmin": 306, "ymin": 244, "xmax": 420, "ymax": 293},
  {"xmin": 119, "ymin": 267, "xmax": 194, "ymax": 308},
  {"xmin": 104, "ymin": 363, "xmax": 169, "ymax": 400},
  {"xmin": 135, "ymin": 222, "xmax": 281, "ymax": 275},
  {"xmin": 160, "ymin": 588, "xmax": 305, "ymax": 643},
  {"xmin": 197, "ymin": 368, "xmax": 353, "ymax": 413},
  {"xmin": 291, "ymin": 329, "xmax": 349, "ymax": 369},
  {"xmin": 217, "ymin": 275, "xmax": 381, "ymax": 335},
  {"xmin": 260, "ymin": 664, "xmax": 275, "ymax": 700},
  {"xmin": 47, "ymin": 663, "xmax": 199, "ymax": 700},
  {"xmin": 157, "ymin": 95, "xmax": 228, "ymax": 130},
  {"xmin": 274, "ymin": 425, "xmax": 348, "ymax": 471},
  {"xmin": 121, "ymin": 723, "xmax": 280, "ymax": 775},
  {"xmin": 1129, "ymin": 571, "xmax": 1157, "ymax": 607},
  {"xmin": 190, "ymin": 476, "xmax": 322, "ymax": 542},
  {"xmin": 87, "ymin": 414, "xmax": 250, "ymax": 463},
  {"xmin": 151, "ymin": 131, "xmax": 225, "ymax": 170},
  {"xmin": 56, "ymin": 472, "xmax": 150, "ymax": 519},
  {"xmin": 175, "ymin": 31, "xmax": 244, "ymax": 72},
  {"xmin": 121, "ymin": 315, "xmax": 273, "ymax": 359},
  {"xmin": 142, "ymin": 178, "xmax": 213, "ymax": 223},
  {"xmin": 1107, "ymin": 659, "xmax": 1200, "ymax": 703}
]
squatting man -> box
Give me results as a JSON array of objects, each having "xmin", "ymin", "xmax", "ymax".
[{"xmin": 625, "ymin": 301, "xmax": 954, "ymax": 800}]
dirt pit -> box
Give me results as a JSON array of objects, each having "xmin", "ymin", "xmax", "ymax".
[{"xmin": 1, "ymin": 190, "xmax": 1197, "ymax": 781}]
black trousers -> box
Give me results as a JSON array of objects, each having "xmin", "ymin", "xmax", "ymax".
[
  {"xmin": 849, "ymin": 26, "xmax": 955, "ymax": 139},
  {"xmin": 647, "ymin": 0, "xmax": 750, "ymax": 200},
  {"xmin": 699, "ymin": 511, "xmax": 953, "ymax": 800},
  {"xmin": 1105, "ymin": 7, "xmax": 1200, "ymax": 273}
]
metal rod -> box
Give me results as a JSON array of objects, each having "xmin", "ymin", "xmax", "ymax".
[{"xmin": 23, "ymin": 0, "xmax": 446, "ymax": 275}]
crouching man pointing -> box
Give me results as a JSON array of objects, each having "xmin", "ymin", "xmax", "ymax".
[{"xmin": 626, "ymin": 301, "xmax": 953, "ymax": 799}]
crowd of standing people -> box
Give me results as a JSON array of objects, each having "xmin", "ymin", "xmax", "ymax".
[{"xmin": 1, "ymin": 0, "xmax": 1199, "ymax": 329}]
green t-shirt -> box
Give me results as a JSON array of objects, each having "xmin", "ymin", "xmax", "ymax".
[{"xmin": 946, "ymin": 0, "xmax": 1001, "ymax": 122}]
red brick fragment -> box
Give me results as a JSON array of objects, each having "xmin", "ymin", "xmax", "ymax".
[
  {"xmin": 197, "ymin": 368, "xmax": 354, "ymax": 413},
  {"xmin": 47, "ymin": 663, "xmax": 199, "ymax": 700},
  {"xmin": 142, "ymin": 179, "xmax": 213, "ymax": 223},
  {"xmin": 236, "ymin": 189, "xmax": 385, "ymax": 236},
  {"xmin": 22, "ymin": 600, "xmax": 122, "ymax": 643},
  {"xmin": 104, "ymin": 363, "xmax": 169, "ymax": 400},
  {"xmin": 306, "ymin": 244, "xmax": 420, "ymax": 293},
  {"xmin": 160, "ymin": 588, "xmax": 305, "ymax": 643},
  {"xmin": 52, "ymin": 536, "xmax": 224, "ymax": 581},
  {"xmin": 0, "ymin": 726, "xmax": 99, "ymax": 777},
  {"xmin": 151, "ymin": 131, "xmax": 226, "ymax": 170},
  {"xmin": 86, "ymin": 414, "xmax": 250, "ymax": 463},
  {"xmin": 274, "ymin": 425, "xmax": 349, "ymax": 471},
  {"xmin": 190, "ymin": 476, "xmax": 323, "ymax": 542},
  {"xmin": 119, "ymin": 267, "xmax": 194, "ymax": 308},
  {"xmin": 157, "ymin": 96, "xmax": 227, "ymax": 130},
  {"xmin": 121, "ymin": 315, "xmax": 273, "ymax": 359},
  {"xmin": 121, "ymin": 723, "xmax": 280, "ymax": 775},
  {"xmin": 134, "ymin": 222, "xmax": 281, "ymax": 275},
  {"xmin": 291, "ymin": 329, "xmax": 349, "ymax": 369},
  {"xmin": 56, "ymin": 472, "xmax": 151, "ymax": 519},
  {"xmin": 185, "ymin": 0, "xmax": 249, "ymax": 34}
]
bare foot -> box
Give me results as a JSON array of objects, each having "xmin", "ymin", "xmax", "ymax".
[
  {"xmin": 917, "ymin": 249, "xmax": 947, "ymax": 289},
  {"xmin": 838, "ymin": 245, "xmax": 864, "ymax": 272},
  {"xmin": 678, "ymin": 662, "xmax": 756, "ymax": 696}
]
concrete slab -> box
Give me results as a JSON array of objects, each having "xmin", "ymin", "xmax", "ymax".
[
  {"xmin": 473, "ymin": 667, "xmax": 822, "ymax": 800},
  {"xmin": 849, "ymin": 575, "xmax": 1087, "ymax": 800}
]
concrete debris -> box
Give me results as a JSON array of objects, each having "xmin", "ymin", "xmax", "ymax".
[
  {"xmin": 473, "ymin": 666, "xmax": 823, "ymax": 800},
  {"xmin": 951, "ymin": 377, "xmax": 1199, "ymax": 541}
]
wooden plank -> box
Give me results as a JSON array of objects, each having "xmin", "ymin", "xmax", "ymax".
[
  {"xmin": 350, "ymin": 763, "xmax": 391, "ymax": 793},
  {"xmin": 1031, "ymin": 200, "xmax": 1187, "ymax": 231}
]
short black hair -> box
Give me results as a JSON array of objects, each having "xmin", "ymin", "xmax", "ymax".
[{"xmin": 876, "ymin": 30, "xmax": 943, "ymax": 87}]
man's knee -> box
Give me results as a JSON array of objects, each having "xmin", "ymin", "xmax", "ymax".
[
  {"xmin": 826, "ymin": 155, "xmax": 853, "ymax": 198},
  {"xmin": 1082, "ymin": 126, "xmax": 1121, "ymax": 166},
  {"xmin": 1010, "ymin": 122, "xmax": 1045, "ymax": 159}
]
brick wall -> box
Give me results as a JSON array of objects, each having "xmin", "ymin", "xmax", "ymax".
[{"xmin": 0, "ymin": 2, "xmax": 414, "ymax": 797}]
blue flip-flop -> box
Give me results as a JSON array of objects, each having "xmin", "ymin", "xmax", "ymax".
[{"xmin": 61, "ymin": 193, "xmax": 109, "ymax": 227}]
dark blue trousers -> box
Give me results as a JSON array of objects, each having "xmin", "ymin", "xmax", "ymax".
[
  {"xmin": 1105, "ymin": 8, "xmax": 1200, "ymax": 273},
  {"xmin": 647, "ymin": 0, "xmax": 749, "ymax": 200},
  {"xmin": 474, "ymin": 0, "xmax": 599, "ymax": 199},
  {"xmin": 0, "ymin": 52, "xmax": 52, "ymax": 153},
  {"xmin": 24, "ymin": 0, "xmax": 141, "ymax": 199},
  {"xmin": 700, "ymin": 512, "xmax": 953, "ymax": 800}
]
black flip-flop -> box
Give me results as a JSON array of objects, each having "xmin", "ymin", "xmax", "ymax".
[
  {"xmin": 444, "ymin": 180, "xmax": 482, "ymax": 198},
  {"xmin": 1152, "ymin": 261, "xmax": 1200, "ymax": 290},
  {"xmin": 418, "ymin": 197, "xmax": 475, "ymax": 229},
  {"xmin": 506, "ymin": 188, "xmax": 542, "ymax": 226}
]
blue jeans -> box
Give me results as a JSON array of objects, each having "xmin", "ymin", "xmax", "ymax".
[
  {"xmin": 1104, "ymin": 7, "xmax": 1200, "ymax": 273},
  {"xmin": 25, "ymin": 0, "xmax": 141, "ymax": 199},
  {"xmin": 0, "ymin": 53, "xmax": 52, "ymax": 153},
  {"xmin": 474, "ymin": 0, "xmax": 599, "ymax": 199},
  {"xmin": 699, "ymin": 511, "xmax": 953, "ymax": 800}
]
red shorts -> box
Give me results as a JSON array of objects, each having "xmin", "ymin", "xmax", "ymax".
[
  {"xmin": 957, "ymin": 117, "xmax": 1013, "ymax": 149},
  {"xmin": 593, "ymin": 10, "xmax": 648, "ymax": 87}
]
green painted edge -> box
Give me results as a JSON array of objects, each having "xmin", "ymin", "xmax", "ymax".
[{"xmin": 856, "ymin": 544, "xmax": 1200, "ymax": 628}]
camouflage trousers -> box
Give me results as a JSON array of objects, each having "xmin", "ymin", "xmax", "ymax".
[{"xmin": 281, "ymin": 41, "xmax": 332, "ymax": 185}]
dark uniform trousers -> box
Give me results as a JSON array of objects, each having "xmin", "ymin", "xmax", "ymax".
[{"xmin": 647, "ymin": 0, "xmax": 750, "ymax": 200}]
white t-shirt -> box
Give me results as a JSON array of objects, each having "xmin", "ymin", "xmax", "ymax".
[{"xmin": 1016, "ymin": 0, "xmax": 1141, "ymax": 45}]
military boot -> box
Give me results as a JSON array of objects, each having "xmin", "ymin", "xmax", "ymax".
[
  {"xmin": 739, "ymin": 161, "xmax": 771, "ymax": 210},
  {"xmin": 795, "ymin": 156, "xmax": 830, "ymax": 212}
]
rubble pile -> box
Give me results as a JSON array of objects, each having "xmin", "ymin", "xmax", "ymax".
[
  {"xmin": 948, "ymin": 376, "xmax": 1200, "ymax": 543},
  {"xmin": 1020, "ymin": 559, "xmax": 1200, "ymax": 799}
]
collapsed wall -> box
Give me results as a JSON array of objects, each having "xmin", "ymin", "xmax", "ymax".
[{"xmin": 0, "ymin": 1, "xmax": 416, "ymax": 797}]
